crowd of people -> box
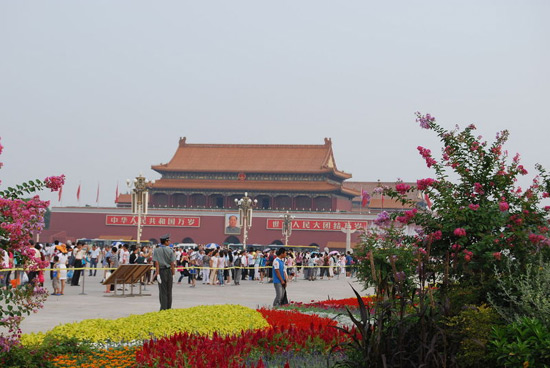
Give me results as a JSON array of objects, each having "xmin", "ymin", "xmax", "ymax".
[{"xmin": 0, "ymin": 237, "xmax": 358, "ymax": 307}]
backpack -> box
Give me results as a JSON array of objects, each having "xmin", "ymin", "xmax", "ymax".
[{"xmin": 234, "ymin": 256, "xmax": 242, "ymax": 267}]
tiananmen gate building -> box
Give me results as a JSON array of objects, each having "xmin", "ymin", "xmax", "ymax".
[{"xmin": 44, "ymin": 138, "xmax": 422, "ymax": 249}]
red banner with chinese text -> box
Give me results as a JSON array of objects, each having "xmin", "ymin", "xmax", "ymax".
[
  {"xmin": 266, "ymin": 219, "xmax": 369, "ymax": 231},
  {"xmin": 106, "ymin": 215, "xmax": 200, "ymax": 228}
]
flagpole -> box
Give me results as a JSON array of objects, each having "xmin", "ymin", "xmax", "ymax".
[
  {"xmin": 77, "ymin": 182, "xmax": 81, "ymax": 206},
  {"xmin": 96, "ymin": 182, "xmax": 100, "ymax": 207},
  {"xmin": 359, "ymin": 186, "xmax": 362, "ymax": 215}
]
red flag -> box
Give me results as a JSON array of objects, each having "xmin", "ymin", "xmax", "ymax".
[
  {"xmin": 425, "ymin": 193, "xmax": 432, "ymax": 210},
  {"xmin": 96, "ymin": 183, "xmax": 100, "ymax": 203},
  {"xmin": 58, "ymin": 185, "xmax": 63, "ymax": 202},
  {"xmin": 115, "ymin": 182, "xmax": 119, "ymax": 202},
  {"xmin": 76, "ymin": 183, "xmax": 81, "ymax": 201}
]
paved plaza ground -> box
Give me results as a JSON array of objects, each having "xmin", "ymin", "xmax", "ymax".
[{"xmin": 20, "ymin": 271, "xmax": 369, "ymax": 334}]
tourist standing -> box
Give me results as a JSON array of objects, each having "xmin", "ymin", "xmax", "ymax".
[
  {"xmin": 345, "ymin": 251, "xmax": 354, "ymax": 278},
  {"xmin": 201, "ymin": 249, "xmax": 210, "ymax": 285},
  {"xmin": 57, "ymin": 246, "xmax": 68, "ymax": 295},
  {"xmin": 119, "ymin": 244, "xmax": 130, "ymax": 265},
  {"xmin": 272, "ymin": 248, "xmax": 287, "ymax": 307},
  {"xmin": 51, "ymin": 256, "xmax": 61, "ymax": 295},
  {"xmin": 217, "ymin": 250, "xmax": 225, "ymax": 286},
  {"xmin": 89, "ymin": 244, "xmax": 100, "ymax": 276},
  {"xmin": 152, "ymin": 234, "xmax": 176, "ymax": 310},
  {"xmin": 71, "ymin": 241, "xmax": 86, "ymax": 286},
  {"xmin": 209, "ymin": 250, "xmax": 218, "ymax": 285},
  {"xmin": 233, "ymin": 251, "xmax": 243, "ymax": 285}
]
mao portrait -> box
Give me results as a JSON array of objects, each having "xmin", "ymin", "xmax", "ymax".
[{"xmin": 225, "ymin": 214, "xmax": 241, "ymax": 234}]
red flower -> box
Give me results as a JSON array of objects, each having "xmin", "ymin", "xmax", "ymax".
[
  {"xmin": 44, "ymin": 175, "xmax": 65, "ymax": 192},
  {"xmin": 454, "ymin": 228, "xmax": 467, "ymax": 237},
  {"xmin": 469, "ymin": 204, "xmax": 480, "ymax": 211},
  {"xmin": 395, "ymin": 183, "xmax": 411, "ymax": 194},
  {"xmin": 416, "ymin": 178, "xmax": 436, "ymax": 191},
  {"xmin": 499, "ymin": 201, "xmax": 509, "ymax": 212}
]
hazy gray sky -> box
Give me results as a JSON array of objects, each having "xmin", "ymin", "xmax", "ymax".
[{"xmin": 1, "ymin": 1, "xmax": 548, "ymax": 207}]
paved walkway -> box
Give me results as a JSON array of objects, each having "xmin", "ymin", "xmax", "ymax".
[{"xmin": 20, "ymin": 271, "xmax": 369, "ymax": 334}]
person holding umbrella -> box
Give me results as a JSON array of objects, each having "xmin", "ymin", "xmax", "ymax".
[{"xmin": 272, "ymin": 248, "xmax": 287, "ymax": 306}]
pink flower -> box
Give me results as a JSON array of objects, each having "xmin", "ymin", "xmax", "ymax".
[
  {"xmin": 493, "ymin": 252, "xmax": 502, "ymax": 261},
  {"xmin": 463, "ymin": 250, "xmax": 473, "ymax": 262},
  {"xmin": 417, "ymin": 146, "xmax": 437, "ymax": 168},
  {"xmin": 529, "ymin": 233, "xmax": 546, "ymax": 244},
  {"xmin": 432, "ymin": 230, "xmax": 442, "ymax": 240},
  {"xmin": 416, "ymin": 178, "xmax": 436, "ymax": 191},
  {"xmin": 469, "ymin": 204, "xmax": 480, "ymax": 211},
  {"xmin": 415, "ymin": 112, "xmax": 435, "ymax": 129},
  {"xmin": 44, "ymin": 175, "xmax": 65, "ymax": 192},
  {"xmin": 396, "ymin": 208, "xmax": 417, "ymax": 224},
  {"xmin": 518, "ymin": 165, "xmax": 528, "ymax": 175},
  {"xmin": 415, "ymin": 247, "xmax": 427, "ymax": 255},
  {"xmin": 454, "ymin": 228, "xmax": 467, "ymax": 237},
  {"xmin": 543, "ymin": 192, "xmax": 550, "ymax": 198},
  {"xmin": 499, "ymin": 201, "xmax": 509, "ymax": 212},
  {"xmin": 473, "ymin": 182, "xmax": 484, "ymax": 195},
  {"xmin": 395, "ymin": 183, "xmax": 410, "ymax": 194}
]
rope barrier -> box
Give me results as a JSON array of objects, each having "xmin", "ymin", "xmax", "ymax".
[{"xmin": 0, "ymin": 264, "xmax": 353, "ymax": 272}]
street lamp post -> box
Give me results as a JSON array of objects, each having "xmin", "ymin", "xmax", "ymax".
[
  {"xmin": 127, "ymin": 174, "xmax": 154, "ymax": 245},
  {"xmin": 234, "ymin": 192, "xmax": 257, "ymax": 247},
  {"xmin": 281, "ymin": 211, "xmax": 295, "ymax": 246}
]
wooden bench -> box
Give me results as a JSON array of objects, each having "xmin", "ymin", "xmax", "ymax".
[{"xmin": 103, "ymin": 264, "xmax": 153, "ymax": 297}]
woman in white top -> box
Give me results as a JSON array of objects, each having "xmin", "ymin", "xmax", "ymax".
[
  {"xmin": 56, "ymin": 250, "xmax": 68, "ymax": 295},
  {"xmin": 328, "ymin": 254, "xmax": 335, "ymax": 279}
]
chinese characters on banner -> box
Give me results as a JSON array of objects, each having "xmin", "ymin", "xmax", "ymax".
[
  {"xmin": 106, "ymin": 215, "xmax": 200, "ymax": 228},
  {"xmin": 266, "ymin": 219, "xmax": 369, "ymax": 231}
]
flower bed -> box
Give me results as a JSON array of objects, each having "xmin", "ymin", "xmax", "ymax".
[
  {"xmin": 18, "ymin": 304, "xmax": 352, "ymax": 367},
  {"xmin": 22, "ymin": 305, "xmax": 269, "ymax": 346},
  {"xmin": 50, "ymin": 346, "xmax": 137, "ymax": 368},
  {"xmin": 135, "ymin": 308, "xmax": 349, "ymax": 367},
  {"xmin": 257, "ymin": 308, "xmax": 338, "ymax": 330},
  {"xmin": 282, "ymin": 296, "xmax": 376, "ymax": 314}
]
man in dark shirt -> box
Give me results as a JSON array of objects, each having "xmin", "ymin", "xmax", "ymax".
[{"xmin": 152, "ymin": 234, "xmax": 176, "ymax": 310}]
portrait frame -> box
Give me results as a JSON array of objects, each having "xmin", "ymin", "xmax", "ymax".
[{"xmin": 224, "ymin": 213, "xmax": 241, "ymax": 235}]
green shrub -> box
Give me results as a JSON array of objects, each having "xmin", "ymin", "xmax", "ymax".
[
  {"xmin": 488, "ymin": 317, "xmax": 550, "ymax": 367},
  {"xmin": 489, "ymin": 257, "xmax": 550, "ymax": 328},
  {"xmin": 445, "ymin": 304, "xmax": 502, "ymax": 368}
]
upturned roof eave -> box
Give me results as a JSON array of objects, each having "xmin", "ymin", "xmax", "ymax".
[{"xmin": 151, "ymin": 165, "xmax": 350, "ymax": 176}]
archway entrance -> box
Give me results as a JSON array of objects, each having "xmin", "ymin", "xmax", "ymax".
[{"xmin": 224, "ymin": 235, "xmax": 241, "ymax": 245}]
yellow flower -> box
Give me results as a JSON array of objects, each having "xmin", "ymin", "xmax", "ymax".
[{"xmin": 22, "ymin": 304, "xmax": 269, "ymax": 345}]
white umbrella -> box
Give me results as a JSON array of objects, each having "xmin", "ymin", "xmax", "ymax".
[
  {"xmin": 329, "ymin": 250, "xmax": 340, "ymax": 255},
  {"xmin": 206, "ymin": 243, "xmax": 219, "ymax": 249}
]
